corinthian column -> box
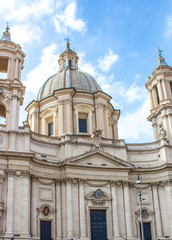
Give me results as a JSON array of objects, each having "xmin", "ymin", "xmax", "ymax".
[
  {"xmin": 31, "ymin": 175, "xmax": 37, "ymax": 237},
  {"xmin": 5, "ymin": 170, "xmax": 14, "ymax": 237},
  {"xmin": 123, "ymin": 182, "xmax": 134, "ymax": 238},
  {"xmin": 79, "ymin": 179, "xmax": 87, "ymax": 238},
  {"xmin": 152, "ymin": 184, "xmax": 162, "ymax": 238},
  {"xmin": 111, "ymin": 182, "xmax": 120, "ymax": 238},
  {"xmin": 21, "ymin": 172, "xmax": 30, "ymax": 237},
  {"xmin": 56, "ymin": 180, "xmax": 61, "ymax": 239},
  {"xmin": 66, "ymin": 178, "xmax": 73, "ymax": 238}
]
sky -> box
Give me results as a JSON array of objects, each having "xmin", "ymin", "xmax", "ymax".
[{"xmin": 1, "ymin": 0, "xmax": 172, "ymax": 143}]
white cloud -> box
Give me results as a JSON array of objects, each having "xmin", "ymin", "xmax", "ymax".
[
  {"xmin": 125, "ymin": 83, "xmax": 147, "ymax": 103},
  {"xmin": 53, "ymin": 2, "xmax": 87, "ymax": 34},
  {"xmin": 98, "ymin": 49, "xmax": 119, "ymax": 72},
  {"xmin": 135, "ymin": 74, "xmax": 140, "ymax": 79},
  {"xmin": 1, "ymin": 0, "xmax": 54, "ymax": 22},
  {"xmin": 0, "ymin": 0, "xmax": 15, "ymax": 11},
  {"xmin": 165, "ymin": 15, "xmax": 172, "ymax": 38},
  {"xmin": 11, "ymin": 24, "xmax": 41, "ymax": 46},
  {"xmin": 24, "ymin": 44, "xmax": 58, "ymax": 94},
  {"xmin": 118, "ymin": 99, "xmax": 153, "ymax": 142},
  {"xmin": 78, "ymin": 52, "xmax": 97, "ymax": 76}
]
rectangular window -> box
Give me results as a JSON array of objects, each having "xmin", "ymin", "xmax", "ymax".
[
  {"xmin": 79, "ymin": 118, "xmax": 87, "ymax": 133},
  {"xmin": 48, "ymin": 122, "xmax": 53, "ymax": 136}
]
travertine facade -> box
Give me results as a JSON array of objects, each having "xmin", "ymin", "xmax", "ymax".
[{"xmin": 0, "ymin": 27, "xmax": 172, "ymax": 240}]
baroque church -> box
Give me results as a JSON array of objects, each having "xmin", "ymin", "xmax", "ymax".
[{"xmin": 0, "ymin": 26, "xmax": 172, "ymax": 240}]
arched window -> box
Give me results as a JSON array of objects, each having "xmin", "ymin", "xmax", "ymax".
[
  {"xmin": 170, "ymin": 81, "xmax": 172, "ymax": 93},
  {"xmin": 155, "ymin": 86, "xmax": 160, "ymax": 104},
  {"xmin": 64, "ymin": 60, "xmax": 67, "ymax": 69},
  {"xmin": 0, "ymin": 104, "xmax": 6, "ymax": 126},
  {"xmin": 69, "ymin": 59, "xmax": 72, "ymax": 69},
  {"xmin": 0, "ymin": 57, "xmax": 8, "ymax": 79}
]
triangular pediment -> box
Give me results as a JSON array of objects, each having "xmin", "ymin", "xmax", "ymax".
[{"xmin": 65, "ymin": 148, "xmax": 134, "ymax": 169}]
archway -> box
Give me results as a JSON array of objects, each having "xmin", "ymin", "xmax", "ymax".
[{"xmin": 0, "ymin": 104, "xmax": 6, "ymax": 125}]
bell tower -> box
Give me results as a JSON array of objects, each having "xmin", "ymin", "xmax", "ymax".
[
  {"xmin": 146, "ymin": 50, "xmax": 172, "ymax": 144},
  {"xmin": 0, "ymin": 25, "xmax": 25, "ymax": 131}
]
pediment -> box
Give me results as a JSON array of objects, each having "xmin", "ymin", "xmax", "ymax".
[
  {"xmin": 85, "ymin": 189, "xmax": 111, "ymax": 201},
  {"xmin": 65, "ymin": 149, "xmax": 134, "ymax": 169}
]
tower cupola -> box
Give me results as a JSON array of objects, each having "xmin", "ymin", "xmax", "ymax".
[
  {"xmin": 146, "ymin": 50, "xmax": 172, "ymax": 144},
  {"xmin": 1, "ymin": 24, "xmax": 11, "ymax": 42},
  {"xmin": 0, "ymin": 26, "xmax": 25, "ymax": 131},
  {"xmin": 58, "ymin": 38, "xmax": 79, "ymax": 72}
]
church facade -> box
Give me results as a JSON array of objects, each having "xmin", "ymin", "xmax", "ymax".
[{"xmin": 0, "ymin": 27, "xmax": 172, "ymax": 240}]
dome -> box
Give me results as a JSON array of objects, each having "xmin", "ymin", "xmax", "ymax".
[
  {"xmin": 37, "ymin": 69, "xmax": 102, "ymax": 101},
  {"xmin": 37, "ymin": 40, "xmax": 101, "ymax": 101}
]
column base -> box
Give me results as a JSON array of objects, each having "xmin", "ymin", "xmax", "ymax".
[
  {"xmin": 31, "ymin": 236, "xmax": 39, "ymax": 240},
  {"xmin": 112, "ymin": 237, "xmax": 124, "ymax": 240},
  {"xmin": 55, "ymin": 238, "xmax": 89, "ymax": 240},
  {"xmin": 125, "ymin": 237, "xmax": 137, "ymax": 240}
]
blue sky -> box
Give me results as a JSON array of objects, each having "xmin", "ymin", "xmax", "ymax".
[{"xmin": 1, "ymin": 0, "xmax": 172, "ymax": 143}]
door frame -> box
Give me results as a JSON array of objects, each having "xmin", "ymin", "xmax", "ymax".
[
  {"xmin": 138, "ymin": 221, "xmax": 153, "ymax": 240},
  {"xmin": 87, "ymin": 206, "xmax": 112, "ymax": 240},
  {"xmin": 40, "ymin": 220, "xmax": 52, "ymax": 240},
  {"xmin": 90, "ymin": 209, "xmax": 108, "ymax": 240}
]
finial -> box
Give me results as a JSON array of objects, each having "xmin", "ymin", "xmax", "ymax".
[
  {"xmin": 157, "ymin": 47, "xmax": 168, "ymax": 66},
  {"xmin": 6, "ymin": 22, "xmax": 10, "ymax": 31},
  {"xmin": 64, "ymin": 37, "xmax": 71, "ymax": 49},
  {"xmin": 158, "ymin": 47, "xmax": 163, "ymax": 57}
]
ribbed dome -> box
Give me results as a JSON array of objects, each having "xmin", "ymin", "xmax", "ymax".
[
  {"xmin": 37, "ymin": 69, "xmax": 102, "ymax": 101},
  {"xmin": 37, "ymin": 41, "xmax": 102, "ymax": 101}
]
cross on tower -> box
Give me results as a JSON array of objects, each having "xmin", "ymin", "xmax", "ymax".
[
  {"xmin": 64, "ymin": 37, "xmax": 71, "ymax": 49},
  {"xmin": 6, "ymin": 22, "xmax": 9, "ymax": 31},
  {"xmin": 64, "ymin": 37, "xmax": 71, "ymax": 43},
  {"xmin": 158, "ymin": 47, "xmax": 163, "ymax": 57}
]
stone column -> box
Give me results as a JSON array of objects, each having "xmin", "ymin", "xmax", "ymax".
[
  {"xmin": 18, "ymin": 59, "xmax": 22, "ymax": 81},
  {"xmin": 111, "ymin": 182, "xmax": 120, "ymax": 238},
  {"xmin": 61, "ymin": 179, "xmax": 67, "ymax": 238},
  {"xmin": 5, "ymin": 170, "xmax": 14, "ymax": 237},
  {"xmin": 157, "ymin": 80, "xmax": 164, "ymax": 101},
  {"xmin": 152, "ymin": 184, "xmax": 163, "ymax": 238},
  {"xmin": 161, "ymin": 80, "xmax": 168, "ymax": 100},
  {"xmin": 42, "ymin": 117, "xmax": 46, "ymax": 135},
  {"xmin": 56, "ymin": 180, "xmax": 61, "ymax": 239},
  {"xmin": 21, "ymin": 172, "xmax": 30, "ymax": 237},
  {"xmin": 152, "ymin": 87, "xmax": 158, "ymax": 106},
  {"xmin": 66, "ymin": 178, "xmax": 73, "ymax": 238},
  {"xmin": 96, "ymin": 103, "xmax": 105, "ymax": 136},
  {"xmin": 53, "ymin": 111, "xmax": 56, "ymax": 136},
  {"xmin": 7, "ymin": 58, "xmax": 11, "ymax": 79},
  {"xmin": 31, "ymin": 176, "xmax": 37, "ymax": 237},
  {"xmin": 123, "ymin": 182, "xmax": 134, "ymax": 238},
  {"xmin": 11, "ymin": 96, "xmax": 18, "ymax": 130},
  {"xmin": 79, "ymin": 179, "xmax": 87, "ymax": 238},
  {"xmin": 58, "ymin": 102, "xmax": 64, "ymax": 135},
  {"xmin": 149, "ymin": 90, "xmax": 154, "ymax": 109},
  {"xmin": 104, "ymin": 106, "xmax": 109, "ymax": 137},
  {"xmin": 88, "ymin": 112, "xmax": 92, "ymax": 134},
  {"xmin": 66, "ymin": 100, "xmax": 72, "ymax": 134},
  {"xmin": 152, "ymin": 119, "xmax": 158, "ymax": 141},
  {"xmin": 165, "ymin": 183, "xmax": 172, "ymax": 234},
  {"xmin": 75, "ymin": 111, "xmax": 79, "ymax": 134},
  {"xmin": 15, "ymin": 58, "xmax": 19, "ymax": 80}
]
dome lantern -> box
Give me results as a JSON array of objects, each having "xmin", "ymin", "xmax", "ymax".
[
  {"xmin": 58, "ymin": 38, "xmax": 79, "ymax": 72},
  {"xmin": 1, "ymin": 23, "xmax": 11, "ymax": 42}
]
